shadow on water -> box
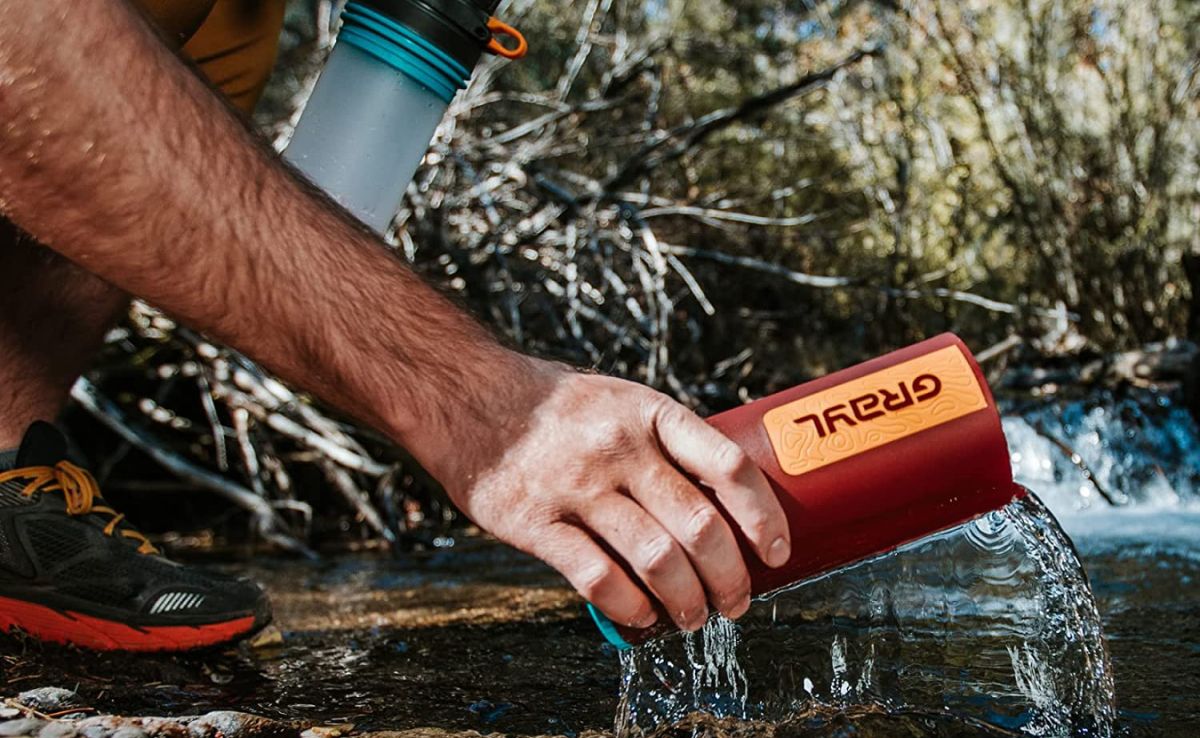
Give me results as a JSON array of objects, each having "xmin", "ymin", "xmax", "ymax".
[{"xmin": 2, "ymin": 388, "xmax": 1199, "ymax": 737}]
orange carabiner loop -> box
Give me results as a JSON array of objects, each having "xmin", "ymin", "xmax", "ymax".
[{"xmin": 486, "ymin": 17, "xmax": 528, "ymax": 60}]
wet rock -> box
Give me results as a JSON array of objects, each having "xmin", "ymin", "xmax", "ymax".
[
  {"xmin": 37, "ymin": 723, "xmax": 78, "ymax": 738},
  {"xmin": 17, "ymin": 689, "xmax": 81, "ymax": 714},
  {"xmin": 0, "ymin": 711, "xmax": 301, "ymax": 738},
  {"xmin": 61, "ymin": 715, "xmax": 295, "ymax": 738},
  {"xmin": 0, "ymin": 719, "xmax": 46, "ymax": 737},
  {"xmin": 69, "ymin": 718, "xmax": 154, "ymax": 738}
]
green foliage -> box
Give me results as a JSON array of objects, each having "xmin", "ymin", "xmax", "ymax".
[{"xmin": 445, "ymin": 0, "xmax": 1200, "ymax": 392}]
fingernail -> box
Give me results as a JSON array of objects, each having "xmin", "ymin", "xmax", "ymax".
[
  {"xmin": 633, "ymin": 610, "xmax": 658, "ymax": 628},
  {"xmin": 682, "ymin": 609, "xmax": 707, "ymax": 632},
  {"xmin": 727, "ymin": 595, "xmax": 751, "ymax": 620},
  {"xmin": 767, "ymin": 536, "xmax": 791, "ymax": 568}
]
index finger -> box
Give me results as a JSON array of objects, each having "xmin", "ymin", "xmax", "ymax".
[{"xmin": 647, "ymin": 398, "xmax": 792, "ymax": 569}]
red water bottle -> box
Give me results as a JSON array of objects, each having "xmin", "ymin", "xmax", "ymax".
[{"xmin": 590, "ymin": 333, "xmax": 1023, "ymax": 648}]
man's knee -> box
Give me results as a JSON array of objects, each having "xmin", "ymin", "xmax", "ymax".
[
  {"xmin": 183, "ymin": 0, "xmax": 288, "ymax": 113},
  {"xmin": 133, "ymin": 0, "xmax": 219, "ymax": 47},
  {"xmin": 129, "ymin": 0, "xmax": 286, "ymax": 114}
]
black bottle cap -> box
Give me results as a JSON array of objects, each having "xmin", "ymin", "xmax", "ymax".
[{"xmin": 355, "ymin": 0, "xmax": 497, "ymax": 71}]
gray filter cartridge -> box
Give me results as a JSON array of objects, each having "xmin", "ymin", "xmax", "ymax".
[{"xmin": 285, "ymin": 0, "xmax": 527, "ymax": 233}]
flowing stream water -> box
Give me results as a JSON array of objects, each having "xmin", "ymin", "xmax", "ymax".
[
  {"xmin": 2, "ymin": 387, "xmax": 1198, "ymax": 737},
  {"xmin": 615, "ymin": 495, "xmax": 1114, "ymax": 737}
]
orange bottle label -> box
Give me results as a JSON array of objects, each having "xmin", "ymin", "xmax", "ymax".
[{"xmin": 762, "ymin": 345, "xmax": 990, "ymax": 476}]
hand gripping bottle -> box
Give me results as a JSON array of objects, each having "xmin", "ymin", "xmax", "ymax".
[
  {"xmin": 590, "ymin": 333, "xmax": 1024, "ymax": 649},
  {"xmin": 284, "ymin": 0, "xmax": 527, "ymax": 233}
]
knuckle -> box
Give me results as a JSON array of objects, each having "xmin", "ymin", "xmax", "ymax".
[
  {"xmin": 712, "ymin": 442, "xmax": 752, "ymax": 480},
  {"xmin": 643, "ymin": 393, "xmax": 689, "ymax": 434},
  {"xmin": 591, "ymin": 420, "xmax": 635, "ymax": 457},
  {"xmin": 574, "ymin": 485, "xmax": 609, "ymax": 508},
  {"xmin": 684, "ymin": 506, "xmax": 723, "ymax": 549},
  {"xmin": 522, "ymin": 499, "xmax": 563, "ymax": 527},
  {"xmin": 574, "ymin": 561, "xmax": 621, "ymax": 601},
  {"xmin": 640, "ymin": 536, "xmax": 682, "ymax": 578},
  {"xmin": 644, "ymin": 393, "xmax": 677, "ymax": 421},
  {"xmin": 741, "ymin": 513, "xmax": 777, "ymax": 545}
]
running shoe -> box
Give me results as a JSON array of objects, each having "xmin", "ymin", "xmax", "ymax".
[{"xmin": 0, "ymin": 421, "xmax": 271, "ymax": 651}]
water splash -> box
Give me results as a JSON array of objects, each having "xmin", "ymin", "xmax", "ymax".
[
  {"xmin": 1004, "ymin": 390, "xmax": 1200, "ymax": 513},
  {"xmin": 615, "ymin": 613, "xmax": 750, "ymax": 737},
  {"xmin": 1005, "ymin": 389, "xmax": 1200, "ymax": 557},
  {"xmin": 616, "ymin": 494, "xmax": 1115, "ymax": 737}
]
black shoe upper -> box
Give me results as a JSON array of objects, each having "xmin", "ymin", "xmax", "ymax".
[{"xmin": 0, "ymin": 422, "xmax": 270, "ymax": 627}]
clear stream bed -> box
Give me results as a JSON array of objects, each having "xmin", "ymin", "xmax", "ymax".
[{"xmin": 3, "ymin": 388, "xmax": 1200, "ymax": 737}]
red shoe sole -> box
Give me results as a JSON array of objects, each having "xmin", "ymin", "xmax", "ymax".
[{"xmin": 0, "ymin": 594, "xmax": 260, "ymax": 652}]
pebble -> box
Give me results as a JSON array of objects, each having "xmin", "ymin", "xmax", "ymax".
[
  {"xmin": 110, "ymin": 728, "xmax": 148, "ymax": 738},
  {"xmin": 245, "ymin": 626, "xmax": 283, "ymax": 649},
  {"xmin": 0, "ymin": 719, "xmax": 45, "ymax": 737},
  {"xmin": 300, "ymin": 727, "xmax": 351, "ymax": 738}
]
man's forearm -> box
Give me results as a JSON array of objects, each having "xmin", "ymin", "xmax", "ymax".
[{"xmin": 0, "ymin": 0, "xmax": 529, "ymax": 477}]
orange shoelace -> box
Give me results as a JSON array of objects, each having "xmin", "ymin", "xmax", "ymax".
[{"xmin": 0, "ymin": 461, "xmax": 159, "ymax": 555}]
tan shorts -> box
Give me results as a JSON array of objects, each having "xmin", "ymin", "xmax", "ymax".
[{"xmin": 135, "ymin": 0, "xmax": 287, "ymax": 113}]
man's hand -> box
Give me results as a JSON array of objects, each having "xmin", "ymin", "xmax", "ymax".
[{"xmin": 437, "ymin": 363, "xmax": 791, "ymax": 631}]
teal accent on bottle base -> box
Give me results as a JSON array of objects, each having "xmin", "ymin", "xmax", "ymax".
[
  {"xmin": 339, "ymin": 2, "xmax": 472, "ymax": 104},
  {"xmin": 587, "ymin": 603, "xmax": 633, "ymax": 651}
]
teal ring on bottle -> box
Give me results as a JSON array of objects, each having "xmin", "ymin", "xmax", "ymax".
[
  {"xmin": 339, "ymin": 3, "xmax": 472, "ymax": 104},
  {"xmin": 587, "ymin": 603, "xmax": 633, "ymax": 651}
]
